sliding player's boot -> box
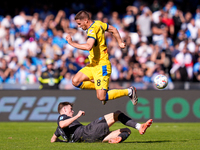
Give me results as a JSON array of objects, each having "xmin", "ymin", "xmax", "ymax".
[{"xmin": 139, "ymin": 119, "xmax": 153, "ymax": 135}]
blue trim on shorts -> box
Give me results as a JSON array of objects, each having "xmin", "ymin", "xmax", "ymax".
[
  {"xmin": 76, "ymin": 82, "xmax": 83, "ymax": 88},
  {"xmin": 102, "ymin": 65, "xmax": 107, "ymax": 76},
  {"xmin": 105, "ymin": 93, "xmax": 108, "ymax": 101}
]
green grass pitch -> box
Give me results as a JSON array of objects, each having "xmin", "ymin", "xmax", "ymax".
[{"xmin": 0, "ymin": 122, "xmax": 200, "ymax": 150}]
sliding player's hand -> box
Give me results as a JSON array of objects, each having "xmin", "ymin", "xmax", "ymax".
[
  {"xmin": 119, "ymin": 42, "xmax": 126, "ymax": 49},
  {"xmin": 77, "ymin": 110, "xmax": 85, "ymax": 117}
]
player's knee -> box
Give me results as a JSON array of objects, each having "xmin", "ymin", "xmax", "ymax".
[
  {"xmin": 114, "ymin": 110, "xmax": 122, "ymax": 115},
  {"xmin": 124, "ymin": 128, "xmax": 131, "ymax": 134},
  {"xmin": 96, "ymin": 90, "xmax": 107, "ymax": 101},
  {"xmin": 97, "ymin": 95, "xmax": 106, "ymax": 101},
  {"xmin": 113, "ymin": 110, "xmax": 122, "ymax": 119},
  {"xmin": 72, "ymin": 77, "xmax": 79, "ymax": 87}
]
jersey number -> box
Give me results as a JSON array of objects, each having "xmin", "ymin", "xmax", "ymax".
[{"xmin": 97, "ymin": 79, "xmax": 101, "ymax": 86}]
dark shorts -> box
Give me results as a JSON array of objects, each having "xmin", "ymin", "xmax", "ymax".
[{"xmin": 80, "ymin": 116, "xmax": 109, "ymax": 142}]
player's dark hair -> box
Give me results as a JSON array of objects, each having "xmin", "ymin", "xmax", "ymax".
[
  {"xmin": 58, "ymin": 102, "xmax": 73, "ymax": 114},
  {"xmin": 75, "ymin": 10, "xmax": 91, "ymax": 20}
]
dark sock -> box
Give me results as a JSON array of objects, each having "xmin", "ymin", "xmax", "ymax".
[
  {"xmin": 118, "ymin": 131, "xmax": 130, "ymax": 143},
  {"xmin": 118, "ymin": 113, "xmax": 137, "ymax": 129}
]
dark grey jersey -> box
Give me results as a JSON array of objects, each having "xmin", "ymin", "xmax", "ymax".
[
  {"xmin": 54, "ymin": 115, "xmax": 109, "ymax": 143},
  {"xmin": 54, "ymin": 114, "xmax": 83, "ymax": 142}
]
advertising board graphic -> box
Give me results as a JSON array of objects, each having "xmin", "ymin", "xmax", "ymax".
[{"xmin": 0, "ymin": 90, "xmax": 199, "ymax": 122}]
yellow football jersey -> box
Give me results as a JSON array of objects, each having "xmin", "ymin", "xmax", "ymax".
[{"xmin": 87, "ymin": 20, "xmax": 110, "ymax": 65}]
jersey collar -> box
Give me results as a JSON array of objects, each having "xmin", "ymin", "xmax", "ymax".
[{"xmin": 87, "ymin": 21, "xmax": 95, "ymax": 31}]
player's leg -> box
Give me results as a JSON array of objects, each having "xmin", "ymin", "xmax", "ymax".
[
  {"xmin": 95, "ymin": 79, "xmax": 138, "ymax": 105},
  {"xmin": 80, "ymin": 116, "xmax": 110, "ymax": 142},
  {"xmin": 96, "ymin": 88, "xmax": 130, "ymax": 101},
  {"xmin": 104, "ymin": 110, "xmax": 153, "ymax": 135},
  {"xmin": 117, "ymin": 111, "xmax": 153, "ymax": 135},
  {"xmin": 72, "ymin": 66, "xmax": 96, "ymax": 89},
  {"xmin": 102, "ymin": 128, "xmax": 131, "ymax": 143},
  {"xmin": 103, "ymin": 111, "xmax": 131, "ymax": 143},
  {"xmin": 94, "ymin": 64, "xmax": 137, "ymax": 104},
  {"xmin": 103, "ymin": 111, "xmax": 130, "ymax": 143}
]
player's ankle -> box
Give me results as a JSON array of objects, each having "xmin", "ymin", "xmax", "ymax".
[{"xmin": 135, "ymin": 123, "xmax": 141, "ymax": 130}]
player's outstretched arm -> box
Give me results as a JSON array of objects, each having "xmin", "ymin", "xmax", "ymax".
[
  {"xmin": 66, "ymin": 34, "xmax": 95, "ymax": 51},
  {"xmin": 107, "ymin": 25, "xmax": 126, "ymax": 49},
  {"xmin": 51, "ymin": 134, "xmax": 66, "ymax": 143},
  {"xmin": 59, "ymin": 110, "xmax": 85, "ymax": 128}
]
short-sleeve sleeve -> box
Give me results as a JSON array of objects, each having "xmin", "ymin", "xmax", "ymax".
[
  {"xmin": 87, "ymin": 27, "xmax": 97, "ymax": 40},
  {"xmin": 100, "ymin": 21, "xmax": 109, "ymax": 31},
  {"xmin": 57, "ymin": 115, "xmax": 69, "ymax": 125}
]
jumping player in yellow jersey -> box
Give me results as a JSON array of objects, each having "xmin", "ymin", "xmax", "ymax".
[{"xmin": 65, "ymin": 10, "xmax": 138, "ymax": 105}]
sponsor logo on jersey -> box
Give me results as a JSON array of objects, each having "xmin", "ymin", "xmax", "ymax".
[{"xmin": 89, "ymin": 30, "xmax": 94, "ymax": 34}]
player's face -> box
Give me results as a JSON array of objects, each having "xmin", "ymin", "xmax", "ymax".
[
  {"xmin": 76, "ymin": 19, "xmax": 88, "ymax": 30},
  {"xmin": 64, "ymin": 105, "xmax": 74, "ymax": 117}
]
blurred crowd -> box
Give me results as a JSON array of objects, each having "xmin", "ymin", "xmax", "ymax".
[{"xmin": 0, "ymin": 0, "xmax": 200, "ymax": 89}]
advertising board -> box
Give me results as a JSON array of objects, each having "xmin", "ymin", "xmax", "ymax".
[{"xmin": 0, "ymin": 90, "xmax": 199, "ymax": 122}]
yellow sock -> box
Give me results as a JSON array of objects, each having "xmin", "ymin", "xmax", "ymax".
[
  {"xmin": 107, "ymin": 89, "xmax": 129, "ymax": 100},
  {"xmin": 80, "ymin": 81, "xmax": 95, "ymax": 90}
]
